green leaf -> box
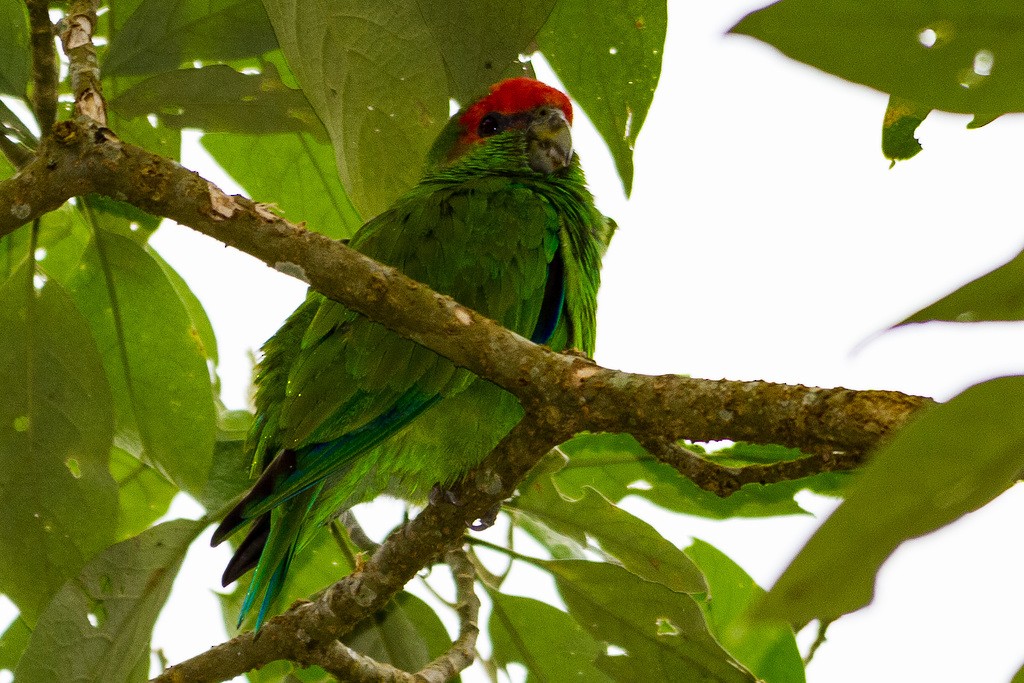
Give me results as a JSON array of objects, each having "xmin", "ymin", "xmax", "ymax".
[
  {"xmin": 196, "ymin": 411, "xmax": 254, "ymax": 513},
  {"xmin": 263, "ymin": 0, "xmax": 448, "ymax": 218},
  {"xmin": 103, "ymin": 0, "xmax": 278, "ymax": 77},
  {"xmin": 896, "ymin": 245, "xmax": 1024, "ymax": 324},
  {"xmin": 15, "ymin": 519, "xmax": 206, "ymax": 683},
  {"xmin": 0, "ymin": 269, "xmax": 118, "ymax": 624},
  {"xmin": 557, "ymin": 433, "xmax": 844, "ymax": 518},
  {"xmin": 513, "ymin": 454, "xmax": 706, "ymax": 593},
  {"xmin": 150, "ymin": 248, "xmax": 219, "ymax": 364},
  {"xmin": 538, "ymin": 0, "xmax": 666, "ymax": 194},
  {"xmin": 109, "ymin": 63, "xmax": 323, "ymax": 135},
  {"xmin": 0, "ymin": 0, "xmax": 29, "ymax": 98},
  {"xmin": 416, "ymin": 1, "xmax": 556, "ymax": 103},
  {"xmin": 882, "ymin": 95, "xmax": 930, "ymax": 165},
  {"xmin": 344, "ymin": 592, "xmax": 453, "ymax": 672},
  {"xmin": 760, "ymin": 376, "xmax": 1024, "ymax": 626},
  {"xmin": 731, "ymin": 0, "xmax": 1024, "ymax": 120},
  {"xmin": 488, "ymin": 591, "xmax": 610, "ymax": 682},
  {"xmin": 110, "ymin": 448, "xmax": 177, "ymax": 541},
  {"xmin": 64, "ymin": 230, "xmax": 216, "ymax": 495},
  {"xmin": 685, "ymin": 539, "xmax": 805, "ymax": 683},
  {"xmin": 0, "ymin": 617, "xmax": 31, "ymax": 671},
  {"xmin": 543, "ymin": 560, "xmax": 754, "ymax": 682},
  {"xmin": 202, "ymin": 127, "xmax": 362, "ymax": 240}
]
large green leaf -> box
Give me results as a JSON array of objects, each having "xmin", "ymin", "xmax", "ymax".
[
  {"xmin": 263, "ymin": 0, "xmax": 448, "ymax": 218},
  {"xmin": 557, "ymin": 433, "xmax": 845, "ymax": 518},
  {"xmin": 512, "ymin": 454, "xmax": 707, "ymax": 593},
  {"xmin": 538, "ymin": 0, "xmax": 666, "ymax": 194},
  {"xmin": 544, "ymin": 560, "xmax": 754, "ymax": 682},
  {"xmin": 685, "ymin": 539, "xmax": 805, "ymax": 683},
  {"xmin": 64, "ymin": 230, "xmax": 216, "ymax": 495},
  {"xmin": 415, "ymin": 0, "xmax": 556, "ymax": 103},
  {"xmin": 732, "ymin": 0, "xmax": 1024, "ymax": 119},
  {"xmin": 15, "ymin": 519, "xmax": 205, "ymax": 683},
  {"xmin": 0, "ymin": 0, "xmax": 29, "ymax": 98},
  {"xmin": 488, "ymin": 591, "xmax": 610, "ymax": 682},
  {"xmin": 0, "ymin": 269, "xmax": 118, "ymax": 623},
  {"xmin": 103, "ymin": 0, "xmax": 278, "ymax": 76},
  {"xmin": 110, "ymin": 64, "xmax": 323, "ymax": 135},
  {"xmin": 760, "ymin": 376, "xmax": 1024, "ymax": 626},
  {"xmin": 896, "ymin": 245, "xmax": 1024, "ymax": 325}
]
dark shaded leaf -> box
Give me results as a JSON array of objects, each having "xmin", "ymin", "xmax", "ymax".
[
  {"xmin": 64, "ymin": 230, "xmax": 216, "ymax": 495},
  {"xmin": 0, "ymin": 269, "xmax": 118, "ymax": 623},
  {"xmin": 196, "ymin": 410, "xmax": 254, "ymax": 514},
  {"xmin": 110, "ymin": 64, "xmax": 323, "ymax": 135},
  {"xmin": 489, "ymin": 591, "xmax": 609, "ymax": 682},
  {"xmin": 263, "ymin": 0, "xmax": 448, "ymax": 217},
  {"xmin": 0, "ymin": 0, "xmax": 29, "ymax": 98},
  {"xmin": 685, "ymin": 539, "xmax": 805, "ymax": 683},
  {"xmin": 882, "ymin": 95, "xmax": 930, "ymax": 165},
  {"xmin": 539, "ymin": 0, "xmax": 666, "ymax": 194},
  {"xmin": 415, "ymin": 0, "xmax": 556, "ymax": 103},
  {"xmin": 344, "ymin": 592, "xmax": 453, "ymax": 673},
  {"xmin": 731, "ymin": 0, "xmax": 1024, "ymax": 119},
  {"xmin": 896, "ymin": 245, "xmax": 1024, "ymax": 324},
  {"xmin": 544, "ymin": 560, "xmax": 754, "ymax": 682},
  {"xmin": 103, "ymin": 0, "xmax": 278, "ymax": 76},
  {"xmin": 760, "ymin": 377, "xmax": 1024, "ymax": 626},
  {"xmin": 15, "ymin": 519, "xmax": 205, "ymax": 682}
]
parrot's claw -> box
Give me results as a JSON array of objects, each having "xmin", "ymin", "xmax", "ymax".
[{"xmin": 429, "ymin": 484, "xmax": 501, "ymax": 531}]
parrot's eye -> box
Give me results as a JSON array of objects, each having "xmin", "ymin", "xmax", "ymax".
[{"xmin": 478, "ymin": 113, "xmax": 503, "ymax": 137}]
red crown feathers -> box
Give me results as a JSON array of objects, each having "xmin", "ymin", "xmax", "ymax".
[{"xmin": 458, "ymin": 78, "xmax": 573, "ymax": 145}]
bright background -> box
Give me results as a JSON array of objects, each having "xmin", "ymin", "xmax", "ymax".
[{"xmin": 6, "ymin": 1, "xmax": 1024, "ymax": 681}]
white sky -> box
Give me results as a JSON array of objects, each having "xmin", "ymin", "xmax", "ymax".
[{"xmin": 5, "ymin": 2, "xmax": 1024, "ymax": 681}]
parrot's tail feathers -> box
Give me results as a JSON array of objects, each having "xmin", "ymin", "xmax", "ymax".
[
  {"xmin": 211, "ymin": 449, "xmax": 298, "ymax": 547},
  {"xmin": 236, "ymin": 486, "xmax": 320, "ymax": 630},
  {"xmin": 221, "ymin": 514, "xmax": 270, "ymax": 587}
]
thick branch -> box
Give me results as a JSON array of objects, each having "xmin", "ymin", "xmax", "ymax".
[
  {"xmin": 0, "ymin": 119, "xmax": 931, "ymax": 680},
  {"xmin": 25, "ymin": 0, "xmax": 57, "ymax": 134}
]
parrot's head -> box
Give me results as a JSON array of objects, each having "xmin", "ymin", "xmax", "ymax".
[{"xmin": 427, "ymin": 78, "xmax": 575, "ymax": 175}]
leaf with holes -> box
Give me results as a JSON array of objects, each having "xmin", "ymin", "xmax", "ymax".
[
  {"xmin": 263, "ymin": 0, "xmax": 449, "ymax": 218},
  {"xmin": 0, "ymin": 268, "xmax": 118, "ymax": 624},
  {"xmin": 732, "ymin": 0, "xmax": 1024, "ymax": 119},
  {"xmin": 63, "ymin": 229, "xmax": 216, "ymax": 495},
  {"xmin": 685, "ymin": 539, "xmax": 805, "ymax": 683},
  {"xmin": 15, "ymin": 519, "xmax": 205, "ymax": 682},
  {"xmin": 489, "ymin": 591, "xmax": 609, "ymax": 682},
  {"xmin": 544, "ymin": 560, "xmax": 754, "ymax": 681},
  {"xmin": 539, "ymin": 0, "xmax": 666, "ymax": 194}
]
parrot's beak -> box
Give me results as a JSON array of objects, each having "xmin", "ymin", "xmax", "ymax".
[{"xmin": 527, "ymin": 107, "xmax": 573, "ymax": 174}]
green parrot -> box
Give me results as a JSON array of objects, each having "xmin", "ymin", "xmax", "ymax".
[{"xmin": 212, "ymin": 77, "xmax": 614, "ymax": 629}]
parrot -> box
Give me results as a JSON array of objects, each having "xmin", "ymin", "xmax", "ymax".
[{"xmin": 211, "ymin": 77, "xmax": 614, "ymax": 629}]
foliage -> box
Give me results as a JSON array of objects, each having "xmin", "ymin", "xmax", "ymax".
[{"xmin": 1, "ymin": 0, "xmax": 1023, "ymax": 680}]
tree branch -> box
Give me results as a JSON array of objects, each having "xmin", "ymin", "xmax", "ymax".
[
  {"xmin": 0, "ymin": 118, "xmax": 931, "ymax": 680},
  {"xmin": 57, "ymin": 0, "xmax": 106, "ymax": 125},
  {"xmin": 25, "ymin": 0, "xmax": 57, "ymax": 134}
]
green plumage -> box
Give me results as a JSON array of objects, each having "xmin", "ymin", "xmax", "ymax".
[{"xmin": 213, "ymin": 79, "xmax": 612, "ymax": 628}]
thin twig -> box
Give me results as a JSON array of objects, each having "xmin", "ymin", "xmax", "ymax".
[
  {"xmin": 25, "ymin": 0, "xmax": 57, "ymax": 134},
  {"xmin": 416, "ymin": 548, "xmax": 479, "ymax": 683}
]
